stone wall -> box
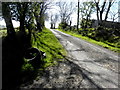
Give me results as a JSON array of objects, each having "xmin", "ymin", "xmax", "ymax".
[{"xmin": 91, "ymin": 20, "xmax": 120, "ymax": 29}]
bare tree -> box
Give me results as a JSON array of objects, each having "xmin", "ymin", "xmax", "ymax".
[
  {"xmin": 109, "ymin": 4, "xmax": 119, "ymax": 22},
  {"xmin": 50, "ymin": 14, "xmax": 59, "ymax": 29},
  {"xmin": 2, "ymin": 2, "xmax": 15, "ymax": 35},
  {"xmin": 56, "ymin": 1, "xmax": 75, "ymax": 24},
  {"xmin": 33, "ymin": 1, "xmax": 53, "ymax": 31},
  {"xmin": 80, "ymin": 1, "xmax": 95, "ymax": 28},
  {"xmin": 94, "ymin": 0, "xmax": 114, "ymax": 25}
]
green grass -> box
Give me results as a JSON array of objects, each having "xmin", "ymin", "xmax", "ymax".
[
  {"xmin": 20, "ymin": 27, "xmax": 67, "ymax": 82},
  {"xmin": 57, "ymin": 29, "xmax": 120, "ymax": 53},
  {"xmin": 0, "ymin": 28, "xmax": 19, "ymax": 37},
  {"xmin": 0, "ymin": 29, "xmax": 7, "ymax": 37},
  {"xmin": 31, "ymin": 28, "xmax": 67, "ymax": 68}
]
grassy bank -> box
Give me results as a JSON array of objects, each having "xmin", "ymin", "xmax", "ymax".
[
  {"xmin": 1, "ymin": 28, "xmax": 67, "ymax": 69},
  {"xmin": 57, "ymin": 29, "xmax": 120, "ymax": 53},
  {"xmin": 31, "ymin": 28, "xmax": 67, "ymax": 68}
]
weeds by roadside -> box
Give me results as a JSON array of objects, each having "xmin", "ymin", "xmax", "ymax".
[{"xmin": 57, "ymin": 29, "xmax": 120, "ymax": 53}]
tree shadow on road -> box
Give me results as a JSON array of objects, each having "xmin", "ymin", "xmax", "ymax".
[
  {"xmin": 21, "ymin": 57, "xmax": 105, "ymax": 89},
  {"xmin": 21, "ymin": 55, "xmax": 118, "ymax": 89},
  {"xmin": 64, "ymin": 56, "xmax": 118, "ymax": 88}
]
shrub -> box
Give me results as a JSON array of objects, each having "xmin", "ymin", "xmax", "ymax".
[{"xmin": 58, "ymin": 22, "xmax": 69, "ymax": 29}]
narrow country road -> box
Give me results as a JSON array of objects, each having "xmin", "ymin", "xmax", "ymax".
[{"xmin": 50, "ymin": 29, "xmax": 120, "ymax": 88}]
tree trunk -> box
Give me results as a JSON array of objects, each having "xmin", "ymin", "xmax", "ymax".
[
  {"xmin": 19, "ymin": 3, "xmax": 28, "ymax": 33},
  {"xmin": 99, "ymin": 11, "xmax": 103, "ymax": 26},
  {"xmin": 37, "ymin": 21, "xmax": 42, "ymax": 31},
  {"xmin": 96, "ymin": 2, "xmax": 100, "ymax": 26},
  {"xmin": 77, "ymin": 0, "xmax": 80, "ymax": 30},
  {"xmin": 20, "ymin": 16, "xmax": 25, "ymax": 32},
  {"xmin": 99, "ymin": 0, "xmax": 106, "ymax": 26},
  {"xmin": 40, "ymin": 14, "xmax": 45, "ymax": 29},
  {"xmin": 100, "ymin": 0, "xmax": 106, "ymax": 21},
  {"xmin": 34, "ymin": 12, "xmax": 42, "ymax": 32},
  {"xmin": 53, "ymin": 23, "xmax": 55, "ymax": 29},
  {"xmin": 104, "ymin": 1, "xmax": 112, "ymax": 21},
  {"xmin": 51, "ymin": 23, "xmax": 53, "ymax": 29},
  {"xmin": 2, "ymin": 2, "xmax": 15, "ymax": 36}
]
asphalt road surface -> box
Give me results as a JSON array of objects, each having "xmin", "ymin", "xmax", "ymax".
[{"xmin": 50, "ymin": 29, "xmax": 120, "ymax": 88}]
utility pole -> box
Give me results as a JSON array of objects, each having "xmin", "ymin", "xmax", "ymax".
[
  {"xmin": 77, "ymin": 0, "xmax": 80, "ymax": 30},
  {"xmin": 118, "ymin": 1, "xmax": 120, "ymax": 22}
]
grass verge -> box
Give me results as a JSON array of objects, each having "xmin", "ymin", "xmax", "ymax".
[
  {"xmin": 57, "ymin": 29, "xmax": 120, "ymax": 53},
  {"xmin": 31, "ymin": 28, "xmax": 67, "ymax": 68}
]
